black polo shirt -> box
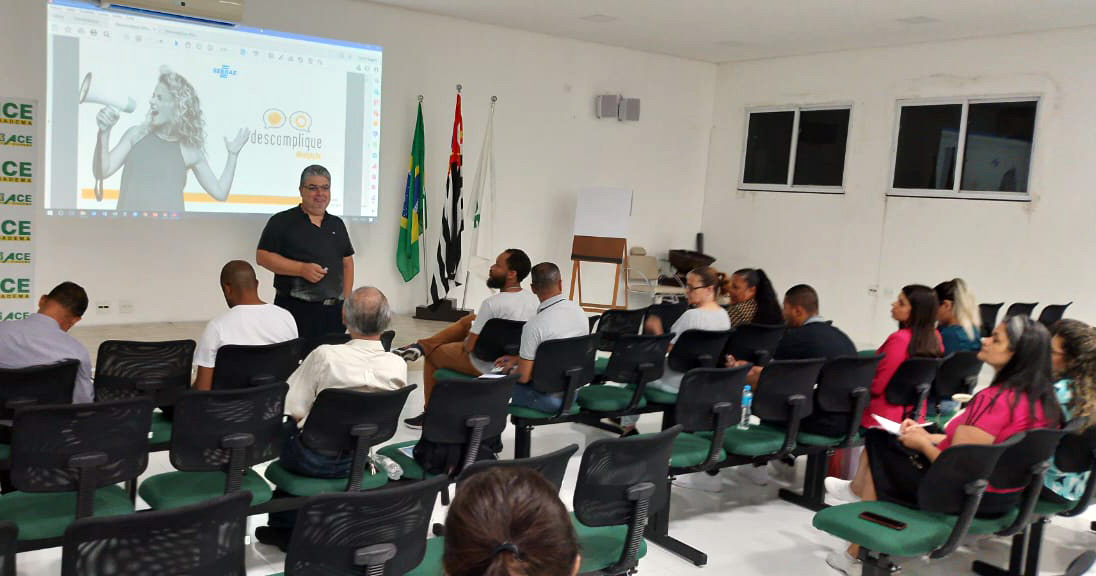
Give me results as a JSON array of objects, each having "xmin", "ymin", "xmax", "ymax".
[{"xmin": 257, "ymin": 205, "xmax": 354, "ymax": 301}]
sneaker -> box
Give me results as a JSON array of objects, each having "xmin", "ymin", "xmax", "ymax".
[
  {"xmin": 825, "ymin": 549, "xmax": 862, "ymax": 576},
  {"xmin": 404, "ymin": 413, "xmax": 425, "ymax": 429},
  {"xmin": 737, "ymin": 463, "xmax": 771, "ymax": 486},
  {"xmin": 394, "ymin": 344, "xmax": 424, "ymax": 362},
  {"xmin": 671, "ymin": 471, "xmax": 723, "ymax": 493},
  {"xmin": 824, "ymin": 477, "xmax": 860, "ymax": 503},
  {"xmin": 254, "ymin": 526, "xmax": 290, "ymax": 553}
]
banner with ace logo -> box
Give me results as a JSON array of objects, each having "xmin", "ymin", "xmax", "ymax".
[{"xmin": 0, "ymin": 96, "xmax": 37, "ymax": 321}]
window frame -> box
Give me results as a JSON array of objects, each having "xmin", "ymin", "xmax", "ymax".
[
  {"xmin": 887, "ymin": 95, "xmax": 1041, "ymax": 202},
  {"xmin": 737, "ymin": 103, "xmax": 853, "ymax": 195}
]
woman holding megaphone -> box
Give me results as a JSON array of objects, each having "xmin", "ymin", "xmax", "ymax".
[{"xmin": 91, "ymin": 66, "xmax": 249, "ymax": 212}]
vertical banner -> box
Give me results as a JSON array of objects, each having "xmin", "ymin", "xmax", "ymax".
[{"xmin": 0, "ymin": 97, "xmax": 37, "ymax": 321}]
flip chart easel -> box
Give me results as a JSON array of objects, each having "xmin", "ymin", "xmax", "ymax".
[{"xmin": 569, "ymin": 188, "xmax": 632, "ymax": 313}]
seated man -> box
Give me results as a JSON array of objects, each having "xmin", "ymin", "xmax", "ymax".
[
  {"xmin": 0, "ymin": 281, "xmax": 93, "ymax": 403},
  {"xmin": 395, "ymin": 249, "xmax": 537, "ymax": 428},
  {"xmin": 496, "ymin": 262, "xmax": 589, "ymax": 414},
  {"xmin": 192, "ymin": 260, "xmax": 299, "ymax": 391},
  {"xmin": 256, "ymin": 286, "xmax": 406, "ymax": 551}
]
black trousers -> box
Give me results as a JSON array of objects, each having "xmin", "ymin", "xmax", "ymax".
[{"xmin": 274, "ymin": 294, "xmax": 345, "ymax": 354}]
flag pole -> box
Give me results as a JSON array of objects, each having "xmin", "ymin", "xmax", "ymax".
[
  {"xmin": 461, "ymin": 95, "xmax": 497, "ymax": 310},
  {"xmin": 417, "ymin": 94, "xmax": 430, "ymax": 305}
]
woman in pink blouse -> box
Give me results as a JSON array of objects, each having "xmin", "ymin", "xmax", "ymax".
[
  {"xmin": 863, "ymin": 284, "xmax": 944, "ymax": 428},
  {"xmin": 824, "ymin": 315, "xmax": 1062, "ymax": 575}
]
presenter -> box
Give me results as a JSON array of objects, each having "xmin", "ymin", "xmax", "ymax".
[
  {"xmin": 257, "ymin": 165, "xmax": 354, "ymax": 347},
  {"xmin": 92, "ymin": 66, "xmax": 249, "ymax": 212}
]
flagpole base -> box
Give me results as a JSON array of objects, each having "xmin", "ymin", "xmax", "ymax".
[{"xmin": 414, "ymin": 298, "xmax": 472, "ymax": 322}]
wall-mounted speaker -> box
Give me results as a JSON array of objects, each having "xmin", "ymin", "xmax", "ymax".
[
  {"xmin": 595, "ymin": 94, "xmax": 621, "ymax": 119},
  {"xmin": 618, "ymin": 98, "xmax": 640, "ymax": 122}
]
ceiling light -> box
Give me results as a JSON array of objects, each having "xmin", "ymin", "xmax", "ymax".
[
  {"xmin": 580, "ymin": 14, "xmax": 617, "ymax": 24},
  {"xmin": 896, "ymin": 16, "xmax": 940, "ymax": 25}
]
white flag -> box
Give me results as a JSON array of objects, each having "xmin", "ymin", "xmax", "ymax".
[{"xmin": 465, "ymin": 99, "xmax": 496, "ymax": 280}]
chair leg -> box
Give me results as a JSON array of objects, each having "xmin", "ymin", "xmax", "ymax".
[
  {"xmin": 971, "ymin": 529, "xmax": 1027, "ymax": 576},
  {"xmin": 778, "ymin": 450, "xmax": 829, "ymax": 511},
  {"xmin": 1023, "ymin": 520, "xmax": 1046, "ymax": 576},
  {"xmin": 860, "ymin": 551, "xmax": 896, "ymax": 576},
  {"xmin": 514, "ymin": 424, "xmax": 532, "ymax": 459},
  {"xmin": 644, "ymin": 475, "xmax": 707, "ymax": 566}
]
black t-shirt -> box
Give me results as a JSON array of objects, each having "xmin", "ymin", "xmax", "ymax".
[
  {"xmin": 257, "ymin": 205, "xmax": 354, "ymax": 301},
  {"xmin": 772, "ymin": 321, "xmax": 856, "ymax": 361}
]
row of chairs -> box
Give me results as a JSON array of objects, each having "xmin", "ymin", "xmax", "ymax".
[{"xmin": 980, "ymin": 301, "xmax": 1072, "ymax": 337}]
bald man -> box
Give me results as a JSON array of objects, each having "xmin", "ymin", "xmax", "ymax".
[{"xmin": 192, "ymin": 260, "xmax": 299, "ymax": 390}]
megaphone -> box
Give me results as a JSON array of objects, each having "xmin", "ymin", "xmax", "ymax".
[{"xmin": 79, "ymin": 73, "xmax": 136, "ymax": 113}]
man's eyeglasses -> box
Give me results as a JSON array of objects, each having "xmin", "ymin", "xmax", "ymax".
[{"xmin": 303, "ymin": 185, "xmax": 331, "ymax": 192}]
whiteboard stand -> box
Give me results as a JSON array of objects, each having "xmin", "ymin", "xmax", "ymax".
[{"xmin": 569, "ymin": 235, "xmax": 627, "ymax": 313}]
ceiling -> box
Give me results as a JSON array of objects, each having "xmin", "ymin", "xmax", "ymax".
[{"xmin": 363, "ymin": 0, "xmax": 1096, "ymax": 63}]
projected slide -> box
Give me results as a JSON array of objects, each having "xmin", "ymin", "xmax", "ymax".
[{"xmin": 45, "ymin": 0, "xmax": 382, "ymax": 220}]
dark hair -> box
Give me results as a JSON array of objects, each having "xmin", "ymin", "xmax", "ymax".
[
  {"xmin": 1051, "ymin": 319, "xmax": 1096, "ymax": 426},
  {"xmin": 987, "ymin": 316, "xmax": 1062, "ymax": 426},
  {"xmin": 734, "ymin": 268, "xmax": 782, "ymax": 325},
  {"xmin": 688, "ymin": 266, "xmax": 731, "ymax": 298},
  {"xmin": 503, "ymin": 249, "xmax": 532, "ymax": 283},
  {"xmin": 47, "ymin": 282, "xmax": 88, "ymax": 317},
  {"xmin": 530, "ymin": 262, "xmax": 561, "ymax": 290},
  {"xmin": 901, "ymin": 284, "xmax": 942, "ymax": 358},
  {"xmin": 444, "ymin": 467, "xmax": 578, "ymax": 576},
  {"xmin": 298, "ymin": 164, "xmax": 331, "ymax": 187},
  {"xmin": 784, "ymin": 284, "xmax": 819, "ymax": 316}
]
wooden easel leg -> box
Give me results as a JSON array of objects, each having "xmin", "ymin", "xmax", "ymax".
[
  {"xmin": 569, "ymin": 260, "xmax": 579, "ymax": 299},
  {"xmin": 610, "ymin": 263, "xmax": 621, "ymax": 309}
]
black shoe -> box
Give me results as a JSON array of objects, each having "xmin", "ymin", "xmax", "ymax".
[
  {"xmin": 255, "ymin": 526, "xmax": 290, "ymax": 552},
  {"xmin": 404, "ymin": 413, "xmax": 425, "ymax": 430}
]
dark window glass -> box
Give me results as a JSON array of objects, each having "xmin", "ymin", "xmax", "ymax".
[
  {"xmin": 960, "ymin": 101, "xmax": 1037, "ymax": 193},
  {"xmin": 892, "ymin": 104, "xmax": 962, "ymax": 190},
  {"xmin": 792, "ymin": 109, "xmax": 850, "ymax": 186},
  {"xmin": 742, "ymin": 111, "xmax": 794, "ymax": 185}
]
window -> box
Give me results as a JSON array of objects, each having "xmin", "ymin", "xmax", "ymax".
[
  {"xmin": 740, "ymin": 106, "xmax": 850, "ymax": 193},
  {"xmin": 890, "ymin": 98, "xmax": 1038, "ymax": 199}
]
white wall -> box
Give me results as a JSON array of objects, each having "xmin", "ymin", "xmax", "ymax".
[
  {"xmin": 702, "ymin": 26, "xmax": 1096, "ymax": 345},
  {"xmin": 0, "ymin": 0, "xmax": 716, "ymax": 324}
]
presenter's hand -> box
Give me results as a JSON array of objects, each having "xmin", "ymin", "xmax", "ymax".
[
  {"xmin": 96, "ymin": 106, "xmax": 120, "ymax": 131},
  {"xmin": 299, "ymin": 263, "xmax": 328, "ymax": 283},
  {"xmin": 225, "ymin": 128, "xmax": 249, "ymax": 155}
]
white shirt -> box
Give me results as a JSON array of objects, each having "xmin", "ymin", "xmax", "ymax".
[
  {"xmin": 469, "ymin": 289, "xmax": 540, "ymax": 373},
  {"xmin": 194, "ymin": 304, "xmax": 299, "ymax": 368},
  {"xmin": 668, "ymin": 307, "xmax": 732, "ymax": 344},
  {"xmin": 519, "ymin": 294, "xmax": 590, "ymax": 361},
  {"xmin": 285, "ymin": 339, "xmax": 408, "ymax": 427}
]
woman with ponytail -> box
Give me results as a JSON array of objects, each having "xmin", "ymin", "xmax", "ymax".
[
  {"xmin": 727, "ymin": 268, "xmax": 783, "ymax": 327},
  {"xmin": 934, "ymin": 278, "xmax": 982, "ymax": 353},
  {"xmin": 1044, "ymin": 319, "xmax": 1096, "ymax": 503},
  {"xmin": 444, "ymin": 467, "xmax": 580, "ymax": 576}
]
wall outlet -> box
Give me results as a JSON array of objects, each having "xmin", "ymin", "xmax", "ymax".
[
  {"xmin": 95, "ymin": 301, "xmax": 112, "ymax": 314},
  {"xmin": 119, "ymin": 300, "xmax": 135, "ymax": 314}
]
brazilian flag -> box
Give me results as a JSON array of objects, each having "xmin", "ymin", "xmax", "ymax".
[{"xmin": 397, "ymin": 102, "xmax": 426, "ymax": 281}]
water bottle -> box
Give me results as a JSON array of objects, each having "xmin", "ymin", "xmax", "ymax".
[
  {"xmin": 738, "ymin": 385, "xmax": 752, "ymax": 430},
  {"xmin": 372, "ymin": 453, "xmax": 403, "ymax": 481}
]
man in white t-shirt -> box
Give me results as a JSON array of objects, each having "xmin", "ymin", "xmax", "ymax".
[
  {"xmin": 394, "ymin": 249, "xmax": 537, "ymax": 428},
  {"xmin": 192, "ymin": 260, "xmax": 299, "ymax": 390}
]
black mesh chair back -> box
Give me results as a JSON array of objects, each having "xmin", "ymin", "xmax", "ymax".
[
  {"xmin": 723, "ymin": 323, "xmax": 786, "ymax": 366},
  {"xmin": 528, "ymin": 334, "xmax": 597, "ymax": 396},
  {"xmin": 674, "ymin": 366, "xmax": 749, "ymax": 433},
  {"xmin": 815, "ymin": 355, "xmax": 882, "ymax": 414},
  {"xmin": 1005, "ymin": 302, "xmax": 1038, "ymax": 319},
  {"xmin": 666, "ymin": 329, "xmax": 732, "ymax": 373},
  {"xmin": 883, "ymin": 357, "xmax": 943, "ymax": 421},
  {"xmin": 0, "ymin": 360, "xmax": 78, "ymax": 420},
  {"xmin": 301, "ymin": 386, "xmax": 414, "ymax": 456},
  {"xmin": 170, "ymin": 382, "xmax": 288, "ymax": 472},
  {"xmin": 594, "ymin": 308, "xmax": 647, "ymax": 352},
  {"xmin": 11, "ymin": 398, "xmax": 152, "ymax": 495},
  {"xmin": 60, "ymin": 491, "xmax": 250, "ymax": 576},
  {"xmin": 917, "ymin": 435, "xmax": 1018, "ymax": 515},
  {"xmin": 93, "ymin": 339, "xmax": 195, "ymax": 407},
  {"xmin": 987, "ymin": 428, "xmax": 1067, "ymax": 492},
  {"xmin": 211, "ymin": 338, "xmax": 302, "ymax": 390},
  {"xmin": 0, "ymin": 522, "xmax": 13, "ymax": 576},
  {"xmin": 284, "ymin": 475, "xmax": 449, "ymax": 576},
  {"xmin": 424, "ymin": 376, "xmax": 513, "ymax": 446},
  {"xmin": 602, "ymin": 333, "xmax": 673, "ymax": 385},
  {"xmin": 645, "ymin": 301, "xmax": 689, "ymax": 334},
  {"xmin": 934, "ymin": 351, "xmax": 983, "ymax": 400},
  {"xmin": 573, "ymin": 425, "xmax": 680, "ymax": 528},
  {"xmin": 458, "ymin": 444, "xmax": 579, "ymax": 492},
  {"xmin": 980, "ymin": 303, "xmax": 1004, "ymax": 337},
  {"xmin": 1037, "ymin": 303, "xmax": 1072, "ymax": 328},
  {"xmin": 752, "ymin": 358, "xmax": 825, "ymax": 424},
  {"xmin": 471, "ymin": 319, "xmax": 526, "ymax": 363}
]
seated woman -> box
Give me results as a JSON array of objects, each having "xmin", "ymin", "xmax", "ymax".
[
  {"xmin": 824, "ymin": 316, "xmax": 1061, "ymax": 575},
  {"xmin": 444, "ymin": 467, "xmax": 580, "ymax": 576},
  {"xmin": 1043, "ymin": 319, "xmax": 1096, "ymax": 503},
  {"xmin": 935, "ymin": 278, "xmax": 982, "ymax": 354},
  {"xmin": 864, "ymin": 284, "xmax": 943, "ymax": 428},
  {"xmin": 726, "ymin": 268, "xmax": 783, "ymax": 328}
]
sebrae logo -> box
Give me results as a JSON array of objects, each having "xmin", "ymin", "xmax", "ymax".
[
  {"xmin": 1, "ymin": 311, "xmax": 31, "ymax": 321},
  {"xmin": 0, "ymin": 220, "xmax": 31, "ymax": 241},
  {"xmin": 0, "ymin": 133, "xmax": 32, "ymax": 147},
  {"xmin": 0, "ymin": 160, "xmax": 32, "ymax": 183},
  {"xmin": 212, "ymin": 64, "xmax": 238, "ymax": 79},
  {"xmin": 0, "ymin": 102, "xmax": 33, "ymax": 126},
  {"xmin": 0, "ymin": 193, "xmax": 32, "ymax": 206},
  {"xmin": 0, "ymin": 277, "xmax": 31, "ymax": 299},
  {"xmin": 0, "ymin": 252, "xmax": 31, "ymax": 264}
]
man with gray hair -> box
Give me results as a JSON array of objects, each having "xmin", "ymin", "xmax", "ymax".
[
  {"xmin": 258, "ymin": 286, "xmax": 407, "ymax": 551},
  {"xmin": 257, "ymin": 164, "xmax": 355, "ymax": 346}
]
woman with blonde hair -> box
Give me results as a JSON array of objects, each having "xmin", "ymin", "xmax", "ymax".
[
  {"xmin": 934, "ymin": 278, "xmax": 981, "ymax": 354},
  {"xmin": 1043, "ymin": 319, "xmax": 1096, "ymax": 503}
]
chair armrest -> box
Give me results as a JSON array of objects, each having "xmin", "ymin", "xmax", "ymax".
[
  {"xmin": 841, "ymin": 388, "xmax": 871, "ymax": 448},
  {"xmin": 68, "ymin": 451, "xmax": 109, "ymax": 519},
  {"xmin": 696, "ymin": 354, "xmax": 715, "ymax": 369},
  {"xmin": 68, "ymin": 451, "xmax": 109, "ymax": 470},
  {"xmin": 221, "ymin": 433, "xmax": 255, "ymax": 494},
  {"xmin": 560, "ymin": 367, "xmax": 584, "ymax": 416},
  {"xmin": 754, "ymin": 350, "xmax": 772, "ymax": 367},
  {"xmin": 626, "ymin": 362, "xmax": 660, "ymax": 409},
  {"xmin": 776, "ymin": 395, "xmax": 807, "ymax": 458},
  {"xmin": 705, "ymin": 402, "xmax": 733, "ymax": 468},
  {"xmin": 346, "ymin": 424, "xmax": 381, "ymax": 492},
  {"xmin": 627, "ymin": 481, "xmax": 656, "ymax": 502},
  {"xmin": 602, "ymin": 481, "xmax": 656, "ymax": 575},
  {"xmin": 220, "ymin": 433, "xmax": 255, "ymax": 449},
  {"xmin": 461, "ymin": 416, "xmax": 492, "ymax": 473},
  {"xmin": 135, "ymin": 379, "xmax": 167, "ymax": 392},
  {"xmin": 354, "ymin": 543, "xmax": 397, "ymax": 567},
  {"xmin": 911, "ymin": 383, "xmax": 931, "ymax": 421},
  {"xmin": 930, "ymin": 479, "xmax": 989, "ymax": 559},
  {"xmin": 997, "ymin": 462, "xmax": 1052, "ymax": 536},
  {"xmin": 350, "ymin": 424, "xmax": 379, "ymax": 438}
]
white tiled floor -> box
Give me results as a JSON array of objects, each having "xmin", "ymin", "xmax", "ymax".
[{"xmin": 17, "ymin": 318, "xmax": 1095, "ymax": 575}]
